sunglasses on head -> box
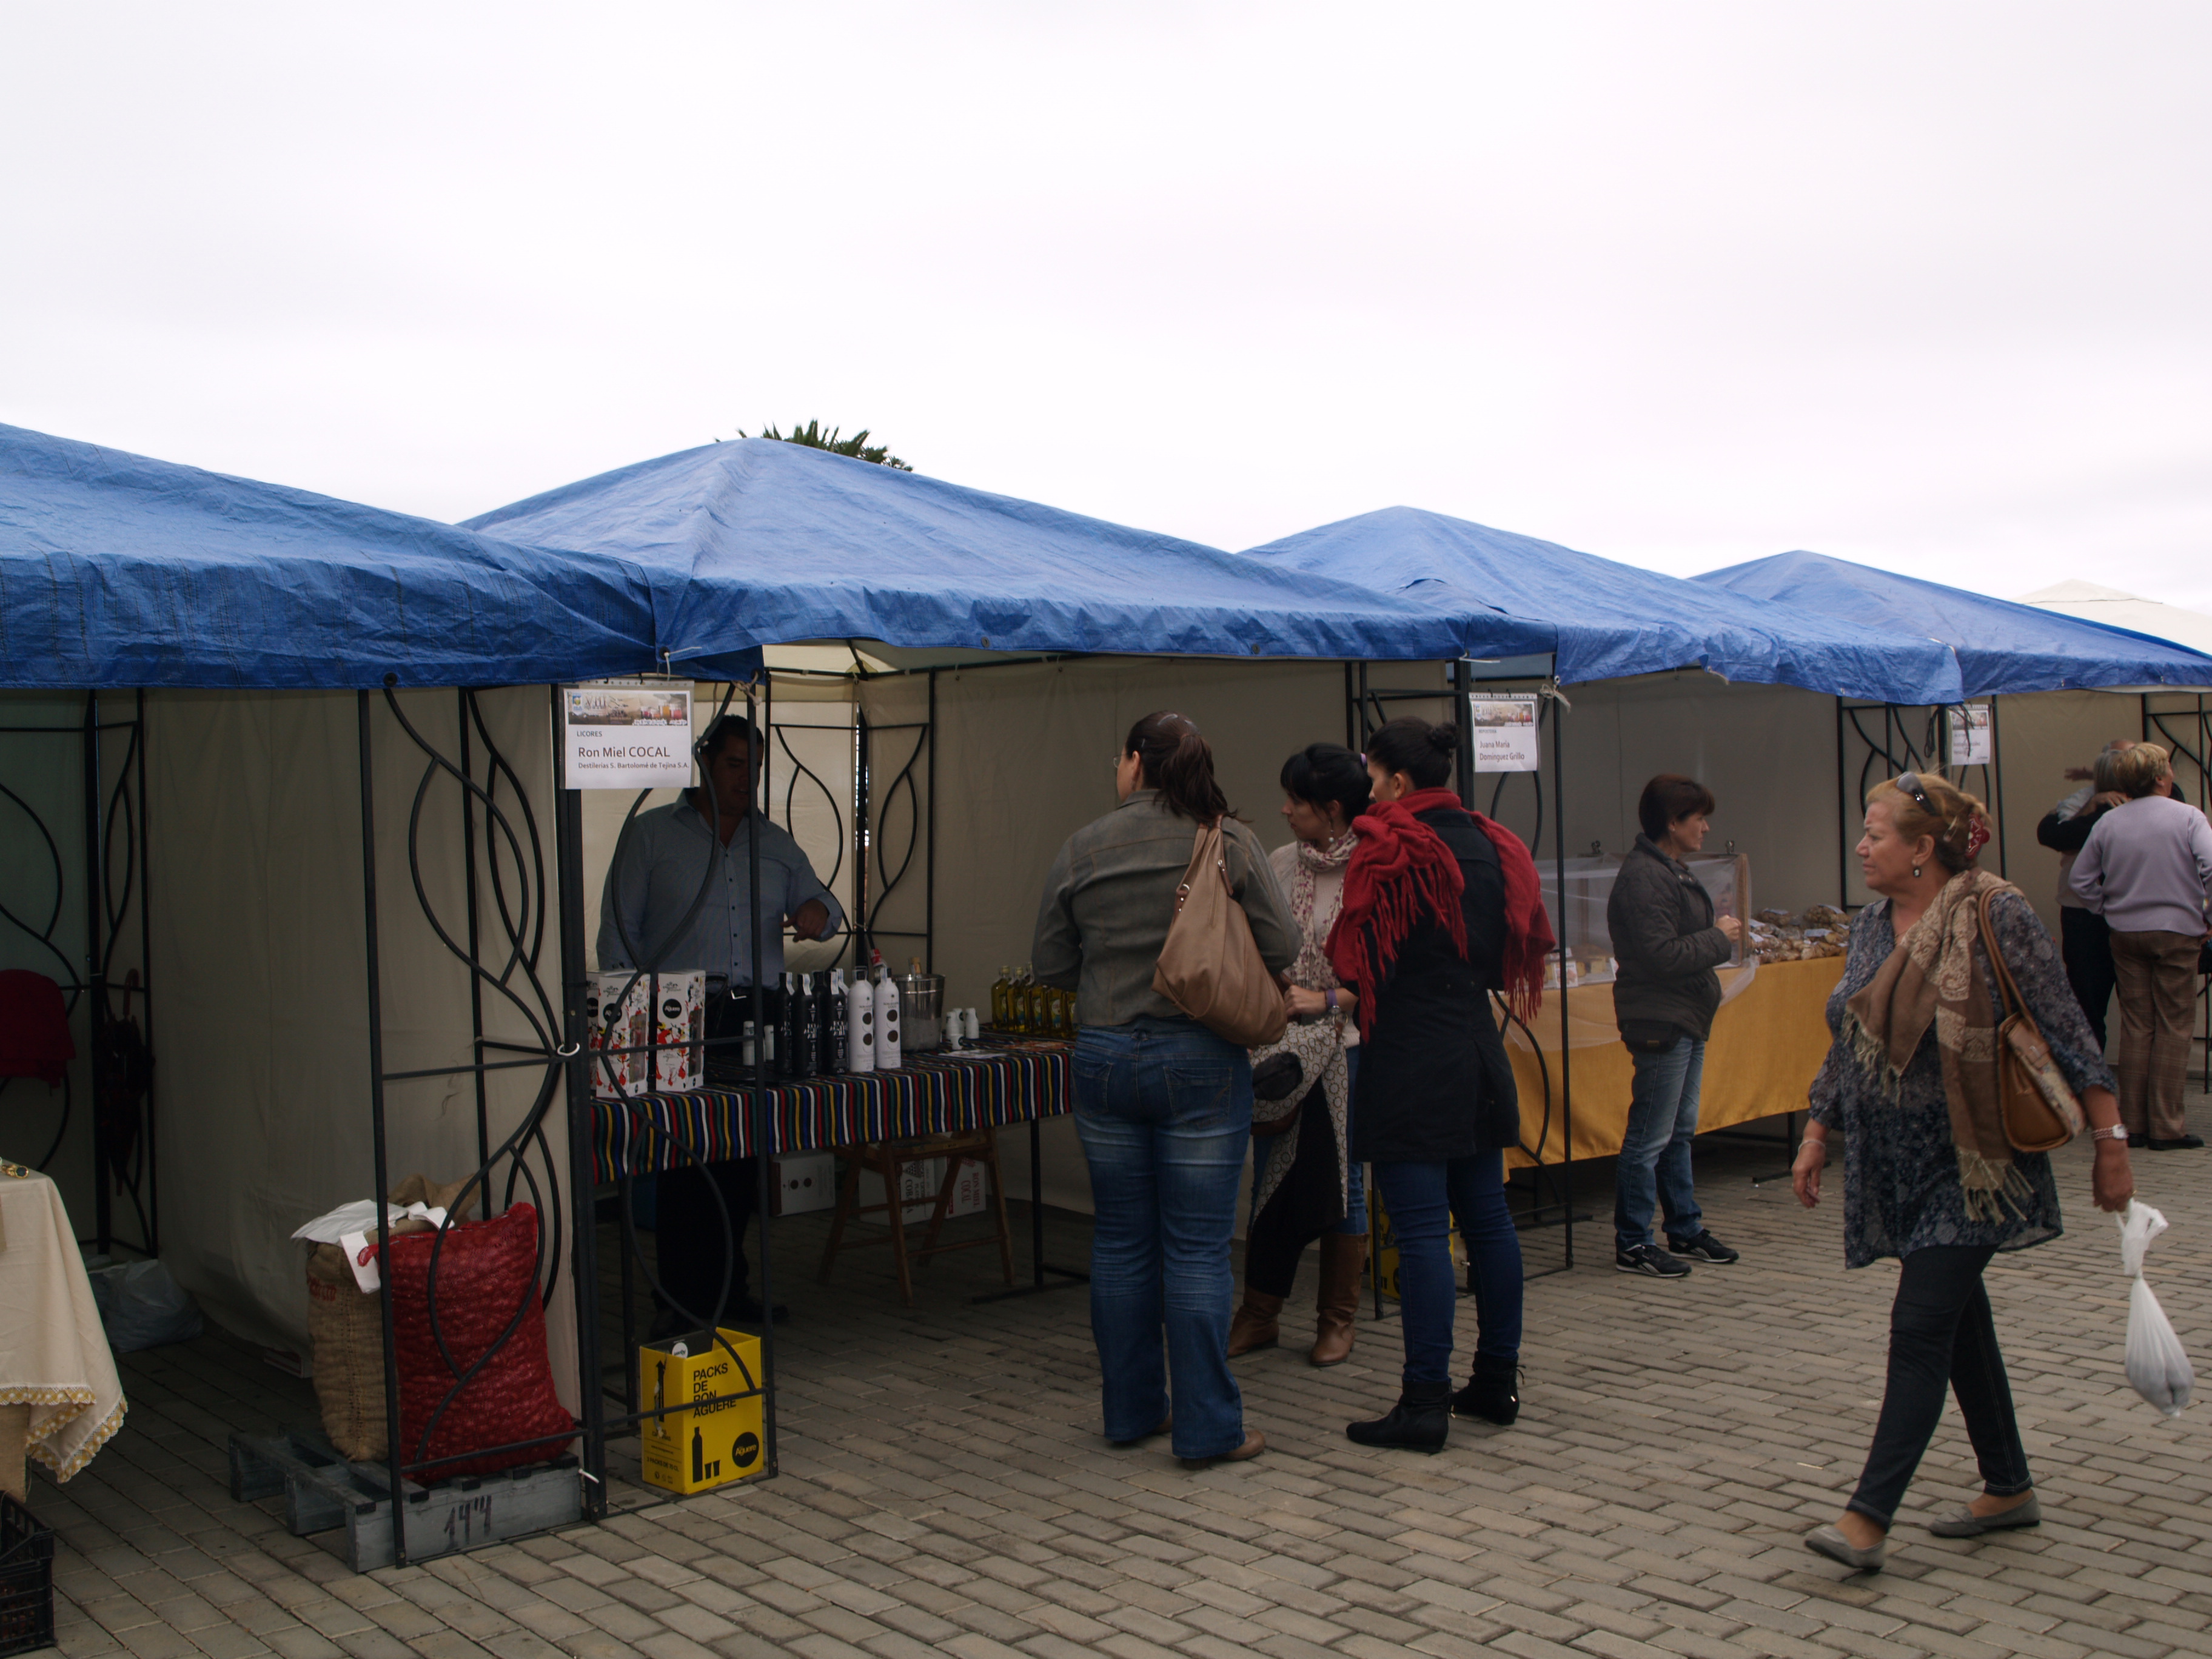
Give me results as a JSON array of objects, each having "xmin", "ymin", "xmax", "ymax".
[{"xmin": 1894, "ymin": 772, "xmax": 1937, "ymax": 816}]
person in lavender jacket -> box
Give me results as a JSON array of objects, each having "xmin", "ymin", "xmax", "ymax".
[{"xmin": 2070, "ymin": 742, "xmax": 2212, "ymax": 1150}]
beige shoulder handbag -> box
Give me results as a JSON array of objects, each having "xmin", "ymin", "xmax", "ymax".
[{"xmin": 1152, "ymin": 822, "xmax": 1289, "ymax": 1048}]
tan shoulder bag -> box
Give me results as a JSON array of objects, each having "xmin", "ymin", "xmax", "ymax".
[
  {"xmin": 1977, "ymin": 891, "xmax": 2085, "ymax": 1153},
  {"xmin": 1153, "ymin": 822, "xmax": 1289, "ymax": 1048}
]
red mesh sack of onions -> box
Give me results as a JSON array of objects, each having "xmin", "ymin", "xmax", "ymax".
[{"xmin": 383, "ymin": 1202, "xmax": 575, "ymax": 1480}]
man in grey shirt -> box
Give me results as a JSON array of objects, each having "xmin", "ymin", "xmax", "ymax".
[
  {"xmin": 2070, "ymin": 743, "xmax": 2212, "ymax": 1149},
  {"xmin": 598, "ymin": 721, "xmax": 844, "ymax": 986},
  {"xmin": 600, "ymin": 714, "xmax": 845, "ymax": 1329}
]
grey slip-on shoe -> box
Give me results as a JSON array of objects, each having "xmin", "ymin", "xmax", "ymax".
[
  {"xmin": 1927, "ymin": 1493, "xmax": 2041, "ymax": 1537},
  {"xmin": 1804, "ymin": 1523, "xmax": 1886, "ymax": 1572}
]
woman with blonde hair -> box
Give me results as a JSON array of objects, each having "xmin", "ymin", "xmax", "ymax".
[{"xmin": 1795, "ymin": 773, "xmax": 2133, "ymax": 1572}]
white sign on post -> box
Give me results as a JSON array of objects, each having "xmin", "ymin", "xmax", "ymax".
[
  {"xmin": 562, "ymin": 681, "xmax": 694, "ymax": 790},
  {"xmin": 1469, "ymin": 695, "xmax": 1542, "ymax": 773},
  {"xmin": 1948, "ymin": 703, "xmax": 1993, "ymax": 768}
]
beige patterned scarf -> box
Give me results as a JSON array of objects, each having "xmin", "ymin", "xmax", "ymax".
[
  {"xmin": 1250, "ymin": 830, "xmax": 1357, "ymax": 1215},
  {"xmin": 1843, "ymin": 867, "xmax": 2032, "ymax": 1222}
]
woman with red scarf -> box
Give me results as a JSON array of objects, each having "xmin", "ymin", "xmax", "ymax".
[{"xmin": 1330, "ymin": 717, "xmax": 1553, "ymax": 1450}]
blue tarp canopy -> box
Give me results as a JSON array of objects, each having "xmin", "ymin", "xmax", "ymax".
[
  {"xmin": 0, "ymin": 423, "xmax": 657, "ymax": 689},
  {"xmin": 1696, "ymin": 551, "xmax": 2212, "ymax": 697},
  {"xmin": 466, "ymin": 438, "xmax": 1487, "ymax": 672},
  {"xmin": 1241, "ymin": 507, "xmax": 1965, "ymax": 703}
]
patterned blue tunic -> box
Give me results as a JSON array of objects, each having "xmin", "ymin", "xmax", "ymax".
[{"xmin": 1807, "ymin": 891, "xmax": 2115, "ymax": 1269}]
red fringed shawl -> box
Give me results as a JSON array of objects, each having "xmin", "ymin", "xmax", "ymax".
[{"xmin": 1326, "ymin": 788, "xmax": 1555, "ymax": 1038}]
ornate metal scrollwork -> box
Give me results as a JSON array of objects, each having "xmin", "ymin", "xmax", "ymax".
[{"xmin": 367, "ymin": 686, "xmax": 577, "ymax": 1501}]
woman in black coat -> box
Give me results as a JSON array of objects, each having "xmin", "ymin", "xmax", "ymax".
[{"xmin": 1330, "ymin": 718, "xmax": 1553, "ymax": 1450}]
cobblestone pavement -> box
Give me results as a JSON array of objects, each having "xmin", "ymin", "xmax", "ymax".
[{"xmin": 34, "ymin": 1088, "xmax": 2212, "ymax": 1659}]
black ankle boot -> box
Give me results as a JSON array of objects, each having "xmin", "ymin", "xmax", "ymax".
[
  {"xmin": 1346, "ymin": 1379, "xmax": 1451, "ymax": 1451},
  {"xmin": 1452, "ymin": 1352, "xmax": 1520, "ymax": 1426}
]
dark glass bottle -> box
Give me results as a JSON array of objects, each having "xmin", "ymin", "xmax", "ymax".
[{"xmin": 790, "ymin": 972, "xmax": 818, "ymax": 1079}]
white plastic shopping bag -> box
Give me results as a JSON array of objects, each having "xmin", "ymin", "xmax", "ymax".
[
  {"xmin": 290, "ymin": 1199, "xmax": 452, "ymax": 1293},
  {"xmin": 2117, "ymin": 1201, "xmax": 2193, "ymax": 1418}
]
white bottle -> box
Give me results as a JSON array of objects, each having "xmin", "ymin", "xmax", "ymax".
[
  {"xmin": 845, "ymin": 965, "xmax": 876, "ymax": 1074},
  {"xmin": 875, "ymin": 968, "xmax": 902, "ymax": 1070}
]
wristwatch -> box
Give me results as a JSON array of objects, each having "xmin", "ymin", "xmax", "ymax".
[
  {"xmin": 2090, "ymin": 1124, "xmax": 2131, "ymax": 1144},
  {"xmin": 1326, "ymin": 988, "xmax": 1339, "ymax": 1013}
]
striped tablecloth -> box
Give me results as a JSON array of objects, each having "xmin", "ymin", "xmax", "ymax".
[{"xmin": 591, "ymin": 1043, "xmax": 1072, "ymax": 1181}]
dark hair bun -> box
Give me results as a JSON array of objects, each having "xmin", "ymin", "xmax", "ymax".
[{"xmin": 1366, "ymin": 716, "xmax": 1456, "ymax": 790}]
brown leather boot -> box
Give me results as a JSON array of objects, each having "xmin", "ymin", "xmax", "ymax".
[
  {"xmin": 1309, "ymin": 1233, "xmax": 1367, "ymax": 1367},
  {"xmin": 1227, "ymin": 1289, "xmax": 1283, "ymax": 1356}
]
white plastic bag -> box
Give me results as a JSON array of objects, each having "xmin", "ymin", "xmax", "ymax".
[
  {"xmin": 290, "ymin": 1199, "xmax": 451, "ymax": 1292},
  {"xmin": 89, "ymin": 1259, "xmax": 205, "ymax": 1353},
  {"xmin": 2117, "ymin": 1201, "xmax": 2193, "ymax": 1418}
]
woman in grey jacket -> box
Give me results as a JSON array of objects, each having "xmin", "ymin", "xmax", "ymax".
[
  {"xmin": 1607, "ymin": 775, "xmax": 1744, "ymax": 1279},
  {"xmin": 1033, "ymin": 712, "xmax": 1298, "ymax": 1466}
]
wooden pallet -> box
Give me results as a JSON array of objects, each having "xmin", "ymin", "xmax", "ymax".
[{"xmin": 227, "ymin": 1430, "xmax": 581, "ymax": 1572}]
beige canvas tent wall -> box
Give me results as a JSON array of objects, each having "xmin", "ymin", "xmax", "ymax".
[
  {"xmin": 138, "ymin": 686, "xmax": 581, "ymax": 1411},
  {"xmin": 570, "ymin": 654, "xmax": 2210, "ymax": 1235},
  {"xmin": 573, "ymin": 655, "xmax": 1873, "ymax": 1218}
]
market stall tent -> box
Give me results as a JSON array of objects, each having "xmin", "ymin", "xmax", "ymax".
[
  {"xmin": 2016, "ymin": 580, "xmax": 2212, "ymax": 659},
  {"xmin": 464, "ymin": 437, "xmax": 1518, "ymax": 669},
  {"xmin": 1695, "ymin": 550, "xmax": 2212, "ymax": 697},
  {"xmin": 1696, "ymin": 551, "xmax": 2212, "ymax": 934},
  {"xmin": 0, "ymin": 420, "xmax": 655, "ymax": 689},
  {"xmin": 0, "ymin": 424, "xmax": 669, "ymax": 1517},
  {"xmin": 465, "ymin": 442, "xmax": 1520, "ymax": 1224},
  {"xmin": 472, "ymin": 451, "xmax": 1977, "ymax": 1224},
  {"xmin": 1242, "ymin": 506, "xmax": 1965, "ymax": 702}
]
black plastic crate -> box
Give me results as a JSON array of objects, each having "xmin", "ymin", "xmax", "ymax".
[{"xmin": 0, "ymin": 1493, "xmax": 54, "ymax": 1657}]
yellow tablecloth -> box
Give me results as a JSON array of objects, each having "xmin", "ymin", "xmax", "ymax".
[
  {"xmin": 0, "ymin": 1165, "xmax": 126, "ymax": 1481},
  {"xmin": 1504, "ymin": 956, "xmax": 1846, "ymax": 1168}
]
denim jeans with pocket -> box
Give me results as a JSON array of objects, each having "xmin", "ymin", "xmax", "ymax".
[
  {"xmin": 1614, "ymin": 1034, "xmax": 1705, "ymax": 1252},
  {"xmin": 1073, "ymin": 1016, "xmax": 1253, "ymax": 1458},
  {"xmin": 1371, "ymin": 1152, "xmax": 1523, "ymax": 1386}
]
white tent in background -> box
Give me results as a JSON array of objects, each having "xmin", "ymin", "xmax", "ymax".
[{"xmin": 2016, "ymin": 580, "xmax": 2212, "ymax": 658}]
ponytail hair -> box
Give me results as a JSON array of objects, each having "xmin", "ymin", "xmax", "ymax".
[
  {"xmin": 1366, "ymin": 716, "xmax": 1459, "ymax": 791},
  {"xmin": 1125, "ymin": 711, "xmax": 1231, "ymax": 824}
]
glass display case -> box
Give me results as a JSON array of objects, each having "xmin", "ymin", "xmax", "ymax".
[{"xmin": 1535, "ymin": 852, "xmax": 1750, "ymax": 986}]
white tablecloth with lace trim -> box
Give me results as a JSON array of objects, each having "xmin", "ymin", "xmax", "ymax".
[{"xmin": 0, "ymin": 1164, "xmax": 126, "ymax": 1480}]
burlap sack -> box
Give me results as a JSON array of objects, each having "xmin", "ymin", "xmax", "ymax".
[{"xmin": 304, "ymin": 1174, "xmax": 478, "ymax": 1460}]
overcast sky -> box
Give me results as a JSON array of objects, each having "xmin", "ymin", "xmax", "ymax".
[{"xmin": 5, "ymin": 4, "xmax": 2208, "ymax": 608}]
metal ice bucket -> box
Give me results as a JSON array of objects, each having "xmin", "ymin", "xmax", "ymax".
[{"xmin": 899, "ymin": 971, "xmax": 945, "ymax": 1051}]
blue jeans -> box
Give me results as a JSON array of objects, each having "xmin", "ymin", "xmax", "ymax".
[
  {"xmin": 1250, "ymin": 1048, "xmax": 1367, "ymax": 1236},
  {"xmin": 1073, "ymin": 1017, "xmax": 1252, "ymax": 1458},
  {"xmin": 1614, "ymin": 1034, "xmax": 1705, "ymax": 1252},
  {"xmin": 1371, "ymin": 1152, "xmax": 1523, "ymax": 1386}
]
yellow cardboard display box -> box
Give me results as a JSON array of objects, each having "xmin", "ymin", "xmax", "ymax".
[{"xmin": 637, "ymin": 1328, "xmax": 766, "ymax": 1495}]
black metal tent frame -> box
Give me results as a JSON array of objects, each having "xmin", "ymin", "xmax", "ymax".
[
  {"xmin": 52, "ymin": 659, "xmax": 2197, "ymax": 1570},
  {"xmin": 1, "ymin": 690, "xmax": 155, "ymax": 1258}
]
